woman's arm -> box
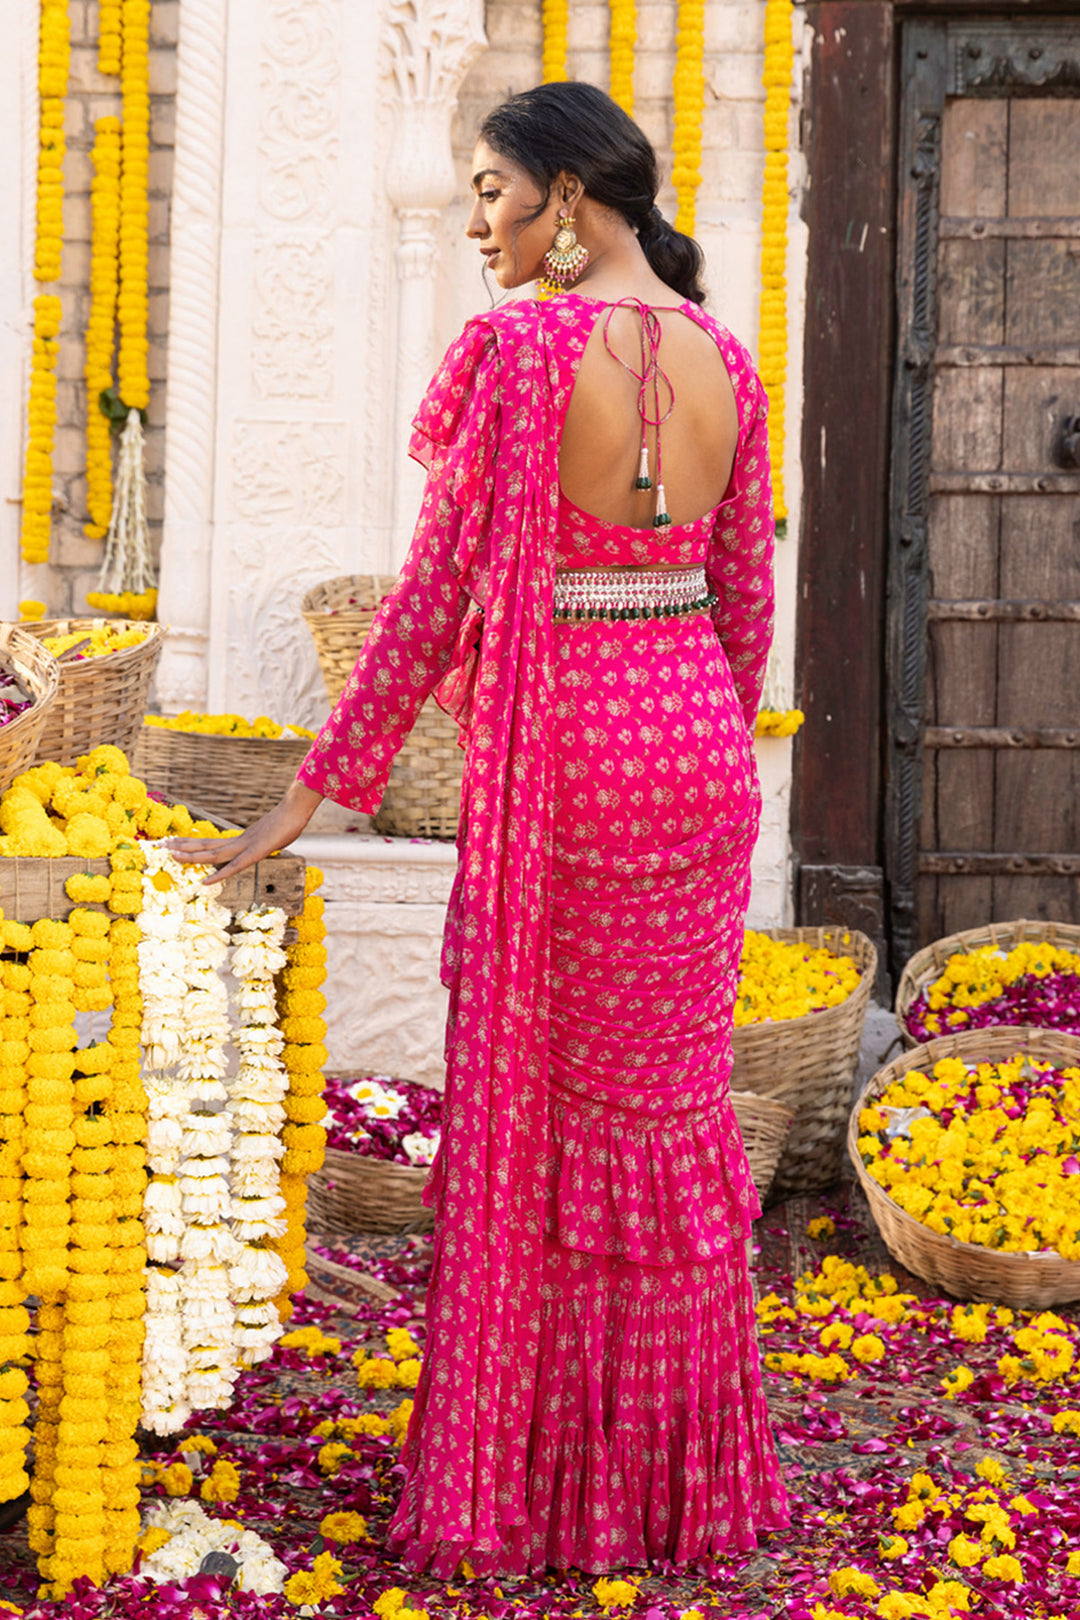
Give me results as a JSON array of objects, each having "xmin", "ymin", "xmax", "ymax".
[
  {"xmin": 705, "ymin": 379, "xmax": 775, "ymax": 732},
  {"xmin": 170, "ymin": 319, "xmax": 500, "ymax": 882}
]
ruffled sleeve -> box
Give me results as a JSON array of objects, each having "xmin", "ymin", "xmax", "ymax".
[
  {"xmin": 297, "ymin": 319, "xmax": 501, "ymax": 813},
  {"xmin": 705, "ymin": 369, "xmax": 775, "ymax": 733}
]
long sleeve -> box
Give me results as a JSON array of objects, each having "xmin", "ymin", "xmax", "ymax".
[
  {"xmin": 705, "ymin": 374, "xmax": 775, "ymax": 733},
  {"xmin": 297, "ymin": 321, "xmax": 500, "ymax": 813}
]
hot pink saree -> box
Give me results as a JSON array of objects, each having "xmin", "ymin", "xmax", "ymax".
[{"xmin": 298, "ymin": 294, "xmax": 790, "ymax": 1576}]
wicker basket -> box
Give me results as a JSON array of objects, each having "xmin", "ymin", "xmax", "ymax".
[
  {"xmin": 730, "ymin": 926, "xmax": 878, "ymax": 1197},
  {"xmin": 730, "ymin": 1090, "xmax": 794, "ymax": 1204},
  {"xmin": 306, "ymin": 1146, "xmax": 435, "ymax": 1237},
  {"xmin": 302, "ymin": 575, "xmax": 463, "ymax": 839},
  {"xmin": 0, "ymin": 625, "xmax": 61, "ymax": 795},
  {"xmin": 22, "ymin": 618, "xmax": 164, "ymax": 767},
  {"xmin": 848, "ymin": 1026, "xmax": 1080, "ymax": 1307},
  {"xmin": 131, "ymin": 724, "xmax": 311, "ymax": 825},
  {"xmin": 895, "ymin": 918, "xmax": 1080, "ymax": 1049}
]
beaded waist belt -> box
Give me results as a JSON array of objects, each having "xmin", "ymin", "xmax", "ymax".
[{"xmin": 553, "ymin": 567, "xmax": 716, "ymax": 622}]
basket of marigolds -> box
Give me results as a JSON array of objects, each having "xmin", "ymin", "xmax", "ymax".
[
  {"xmin": 301, "ymin": 574, "xmax": 463, "ymax": 840},
  {"xmin": 306, "ymin": 1074, "xmax": 440, "ymax": 1236},
  {"xmin": 896, "ymin": 919, "xmax": 1080, "ymax": 1050},
  {"xmin": 0, "ymin": 624, "xmax": 60, "ymax": 795},
  {"xmin": 730, "ymin": 926, "xmax": 878, "ymax": 1197},
  {"xmin": 849, "ymin": 1027, "xmax": 1080, "ymax": 1308},
  {"xmin": 23, "ymin": 617, "xmax": 164, "ymax": 766},
  {"xmin": 131, "ymin": 711, "xmax": 317, "ymax": 826}
]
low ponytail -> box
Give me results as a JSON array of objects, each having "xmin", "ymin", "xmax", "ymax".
[
  {"xmin": 480, "ymin": 83, "xmax": 709, "ymax": 306},
  {"xmin": 636, "ymin": 205, "xmax": 706, "ymax": 305}
]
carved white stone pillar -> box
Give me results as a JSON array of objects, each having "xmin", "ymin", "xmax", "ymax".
[
  {"xmin": 155, "ymin": 0, "xmax": 228, "ymax": 712},
  {"xmin": 383, "ymin": 0, "xmax": 486, "ymax": 564}
]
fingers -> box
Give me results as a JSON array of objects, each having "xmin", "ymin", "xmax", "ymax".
[
  {"xmin": 167, "ymin": 837, "xmax": 247, "ymax": 866},
  {"xmin": 199, "ymin": 850, "xmax": 260, "ymax": 885}
]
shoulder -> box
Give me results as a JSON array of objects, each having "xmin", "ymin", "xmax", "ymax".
[{"xmin": 687, "ymin": 307, "xmax": 767, "ymax": 423}]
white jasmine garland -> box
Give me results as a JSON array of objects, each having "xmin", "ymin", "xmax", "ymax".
[
  {"xmin": 226, "ymin": 903, "xmax": 291, "ymax": 1365},
  {"xmin": 140, "ymin": 1266, "xmax": 191, "ymax": 1434}
]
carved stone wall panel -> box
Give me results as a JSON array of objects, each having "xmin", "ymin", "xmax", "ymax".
[
  {"xmin": 229, "ymin": 420, "xmax": 348, "ymax": 527},
  {"xmin": 323, "ymin": 902, "xmax": 450, "ymax": 1084},
  {"xmin": 252, "ymin": 237, "xmax": 335, "ymax": 400}
]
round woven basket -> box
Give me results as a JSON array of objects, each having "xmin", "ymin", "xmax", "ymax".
[
  {"xmin": 730, "ymin": 925, "xmax": 878, "ymax": 1198},
  {"xmin": 306, "ymin": 1146, "xmax": 434, "ymax": 1237},
  {"xmin": 301, "ymin": 575, "xmax": 463, "ymax": 840},
  {"xmin": 895, "ymin": 918, "xmax": 1080, "ymax": 1049},
  {"xmin": 131, "ymin": 724, "xmax": 311, "ymax": 825},
  {"xmin": 22, "ymin": 618, "xmax": 164, "ymax": 767},
  {"xmin": 848, "ymin": 1026, "xmax": 1080, "ymax": 1308},
  {"xmin": 730, "ymin": 1090, "xmax": 794, "ymax": 1205},
  {"xmin": 0, "ymin": 625, "xmax": 61, "ymax": 795}
]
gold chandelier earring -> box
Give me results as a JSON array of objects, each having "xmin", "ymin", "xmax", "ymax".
[{"xmin": 537, "ymin": 213, "xmax": 590, "ymax": 299}]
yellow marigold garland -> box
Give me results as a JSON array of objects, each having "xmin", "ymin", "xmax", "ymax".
[
  {"xmin": 672, "ymin": 0, "xmax": 706, "ymax": 235},
  {"xmin": 21, "ymin": 295, "xmax": 62, "ymax": 566},
  {"xmin": 100, "ymin": 914, "xmax": 146, "ymax": 1576},
  {"xmin": 758, "ymin": 0, "xmax": 794, "ymax": 529},
  {"xmin": 21, "ymin": 0, "xmax": 70, "ymax": 565},
  {"xmin": 85, "ymin": 589, "xmax": 158, "ymax": 621},
  {"xmin": 98, "ymin": 0, "xmax": 122, "ymax": 74},
  {"xmin": 35, "ymin": 1, "xmax": 70, "ymax": 283},
  {"xmin": 272, "ymin": 867, "xmax": 329, "ymax": 1322},
  {"xmin": 85, "ymin": 118, "xmax": 122, "ymax": 539},
  {"xmin": 608, "ymin": 0, "xmax": 636, "ymax": 116},
  {"xmin": 0, "ymin": 949, "xmax": 32, "ymax": 1509},
  {"xmin": 541, "ymin": 0, "xmax": 569, "ymax": 83},
  {"xmin": 118, "ymin": 0, "xmax": 150, "ymax": 412}
]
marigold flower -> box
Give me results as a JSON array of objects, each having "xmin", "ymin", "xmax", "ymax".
[
  {"xmin": 319, "ymin": 1510, "xmax": 368, "ymax": 1544},
  {"xmin": 828, "ymin": 1567, "xmax": 881, "ymax": 1599}
]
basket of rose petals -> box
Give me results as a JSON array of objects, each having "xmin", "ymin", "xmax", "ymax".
[
  {"xmin": 849, "ymin": 1026, "xmax": 1080, "ymax": 1308},
  {"xmin": 306, "ymin": 1074, "xmax": 440, "ymax": 1235},
  {"xmin": 897, "ymin": 919, "xmax": 1080, "ymax": 1049},
  {"xmin": 0, "ymin": 624, "xmax": 60, "ymax": 794}
]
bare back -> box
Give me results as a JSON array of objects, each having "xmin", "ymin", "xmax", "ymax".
[{"xmin": 558, "ymin": 301, "xmax": 739, "ymax": 531}]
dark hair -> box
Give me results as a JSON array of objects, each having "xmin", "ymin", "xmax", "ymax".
[{"xmin": 479, "ymin": 82, "xmax": 706, "ymax": 305}]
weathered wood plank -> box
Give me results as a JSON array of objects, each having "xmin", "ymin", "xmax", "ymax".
[
  {"xmin": 1008, "ymin": 100, "xmax": 1080, "ymax": 218},
  {"xmin": 929, "ymin": 599, "xmax": 1080, "ymax": 621},
  {"xmin": 929, "ymin": 472, "xmax": 1080, "ymax": 493},
  {"xmin": 794, "ymin": 1, "xmax": 894, "ymax": 892},
  {"xmin": 0, "ymin": 855, "xmax": 306, "ymax": 925},
  {"xmin": 1003, "ymin": 367, "xmax": 1080, "ymax": 472},
  {"xmin": 1006, "ymin": 241, "xmax": 1080, "ymax": 347},
  {"xmin": 930, "ymin": 367, "xmax": 1003, "ymax": 472},
  {"xmin": 926, "ymin": 726, "xmax": 1080, "ymax": 748},
  {"xmin": 937, "ymin": 344, "xmax": 1080, "ymax": 367},
  {"xmin": 921, "ymin": 853, "xmax": 1080, "ymax": 877},
  {"xmin": 941, "ymin": 217, "xmax": 1080, "ymax": 240},
  {"xmin": 939, "ymin": 98, "xmax": 1006, "ymax": 217}
]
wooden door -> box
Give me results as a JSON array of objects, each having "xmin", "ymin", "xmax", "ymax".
[{"xmin": 886, "ymin": 18, "xmax": 1080, "ymax": 975}]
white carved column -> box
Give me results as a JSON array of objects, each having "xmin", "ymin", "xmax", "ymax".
[
  {"xmin": 155, "ymin": 0, "xmax": 228, "ymax": 711},
  {"xmin": 384, "ymin": 0, "xmax": 486, "ymax": 565}
]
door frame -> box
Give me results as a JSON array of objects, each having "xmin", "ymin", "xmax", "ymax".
[{"xmin": 793, "ymin": 0, "xmax": 1080, "ymax": 986}]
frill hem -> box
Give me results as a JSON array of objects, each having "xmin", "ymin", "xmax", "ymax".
[
  {"xmin": 387, "ymin": 1238, "xmax": 789, "ymax": 1577},
  {"xmin": 543, "ymin": 1089, "xmax": 762, "ymax": 1265}
]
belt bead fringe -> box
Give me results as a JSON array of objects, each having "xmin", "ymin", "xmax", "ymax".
[{"xmin": 553, "ymin": 567, "xmax": 717, "ymax": 623}]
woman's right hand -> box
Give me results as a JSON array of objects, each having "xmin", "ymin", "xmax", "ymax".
[{"xmin": 166, "ymin": 780, "xmax": 323, "ymax": 886}]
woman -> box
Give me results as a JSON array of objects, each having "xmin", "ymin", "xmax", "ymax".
[{"xmin": 174, "ymin": 81, "xmax": 789, "ymax": 1578}]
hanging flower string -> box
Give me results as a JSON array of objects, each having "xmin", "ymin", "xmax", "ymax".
[
  {"xmin": 608, "ymin": 0, "xmax": 636, "ymax": 115},
  {"xmin": 118, "ymin": 0, "xmax": 150, "ymax": 416},
  {"xmin": 541, "ymin": 0, "xmax": 569, "ymax": 82},
  {"xmin": 85, "ymin": 117, "xmax": 122, "ymax": 539},
  {"xmin": 758, "ymin": 0, "xmax": 794, "ymax": 532},
  {"xmin": 20, "ymin": 0, "xmax": 70, "ymax": 564},
  {"xmin": 671, "ymin": 0, "xmax": 706, "ymax": 235},
  {"xmin": 98, "ymin": 0, "xmax": 121, "ymax": 74}
]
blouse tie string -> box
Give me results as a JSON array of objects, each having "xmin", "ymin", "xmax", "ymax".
[{"xmin": 601, "ymin": 297, "xmax": 675, "ymax": 528}]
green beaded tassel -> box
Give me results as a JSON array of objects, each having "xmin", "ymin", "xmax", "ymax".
[
  {"xmin": 653, "ymin": 482, "xmax": 672, "ymax": 528},
  {"xmin": 635, "ymin": 443, "xmax": 651, "ymax": 491}
]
